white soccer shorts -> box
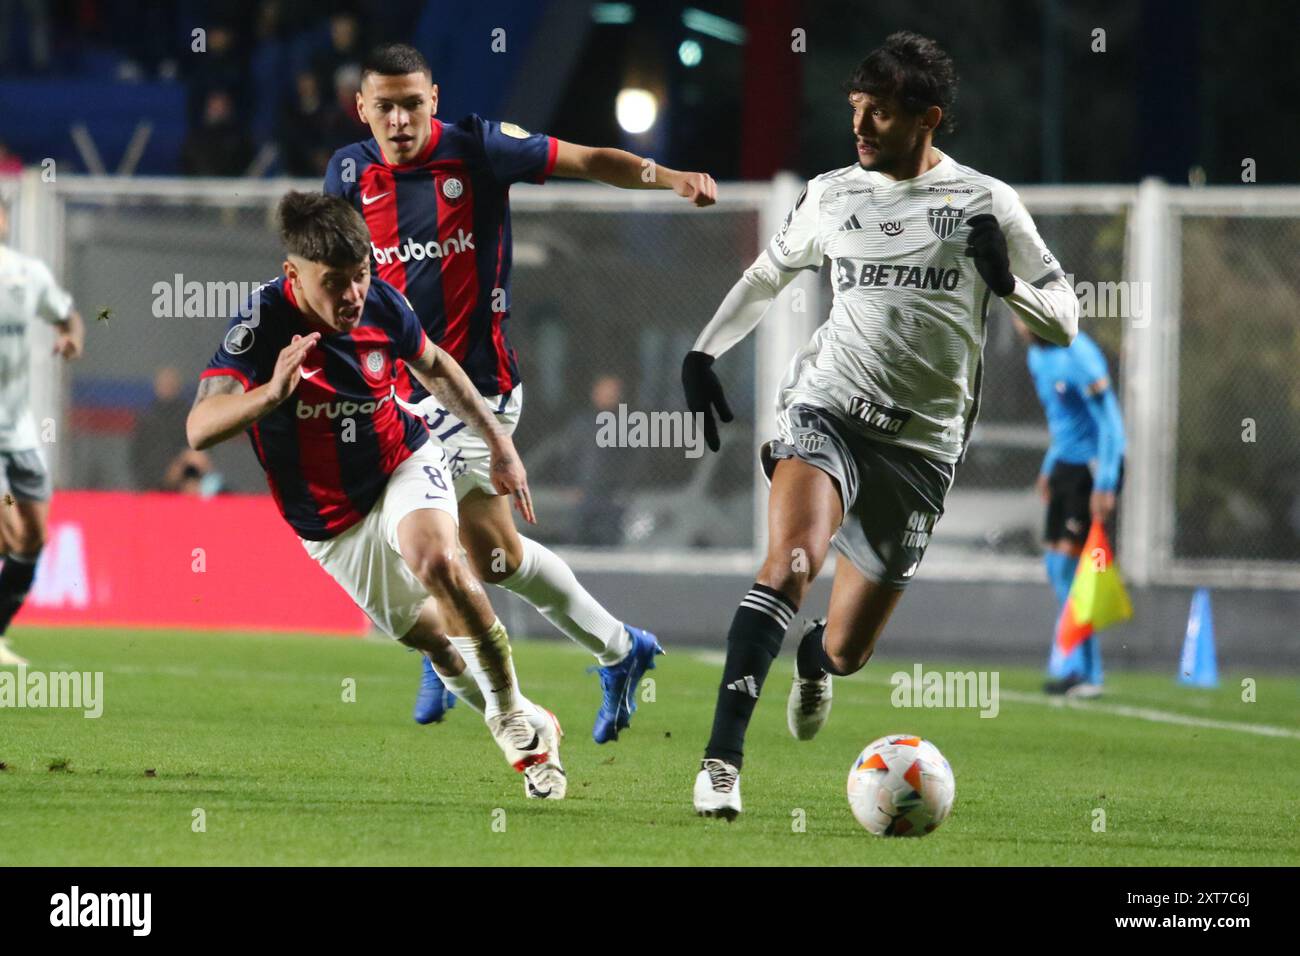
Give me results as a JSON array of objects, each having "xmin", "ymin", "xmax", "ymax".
[
  {"xmin": 413, "ymin": 385, "xmax": 523, "ymax": 500},
  {"xmin": 300, "ymin": 442, "xmax": 459, "ymax": 639}
]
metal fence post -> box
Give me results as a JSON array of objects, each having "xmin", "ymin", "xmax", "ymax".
[{"xmin": 1121, "ymin": 177, "xmax": 1176, "ymax": 585}]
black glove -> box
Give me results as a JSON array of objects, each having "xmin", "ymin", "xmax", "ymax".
[
  {"xmin": 964, "ymin": 213, "xmax": 1015, "ymax": 297},
  {"xmin": 682, "ymin": 350, "xmax": 733, "ymax": 452}
]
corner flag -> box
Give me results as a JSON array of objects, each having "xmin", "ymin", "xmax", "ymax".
[{"xmin": 1055, "ymin": 521, "xmax": 1133, "ymax": 654}]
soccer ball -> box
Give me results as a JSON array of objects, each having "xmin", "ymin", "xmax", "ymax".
[{"xmin": 846, "ymin": 734, "xmax": 955, "ymax": 837}]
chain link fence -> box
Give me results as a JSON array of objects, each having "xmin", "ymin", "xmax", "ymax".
[
  {"xmin": 1174, "ymin": 211, "xmax": 1300, "ymax": 563},
  {"xmin": 7, "ymin": 173, "xmax": 1296, "ymax": 585}
]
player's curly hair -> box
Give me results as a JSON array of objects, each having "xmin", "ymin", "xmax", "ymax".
[
  {"xmin": 277, "ymin": 191, "xmax": 371, "ymax": 268},
  {"xmin": 844, "ymin": 32, "xmax": 958, "ymax": 134}
]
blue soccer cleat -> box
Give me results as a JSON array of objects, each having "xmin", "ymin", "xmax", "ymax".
[
  {"xmin": 592, "ymin": 626, "xmax": 664, "ymax": 743},
  {"xmin": 413, "ymin": 655, "xmax": 458, "ymax": 724}
]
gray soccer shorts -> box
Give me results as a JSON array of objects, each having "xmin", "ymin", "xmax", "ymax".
[
  {"xmin": 760, "ymin": 404, "xmax": 954, "ymax": 587},
  {"xmin": 0, "ymin": 449, "xmax": 52, "ymax": 502}
]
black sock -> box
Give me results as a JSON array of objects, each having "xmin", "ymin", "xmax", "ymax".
[
  {"xmin": 796, "ymin": 621, "xmax": 830, "ymax": 679},
  {"xmin": 704, "ymin": 583, "xmax": 797, "ymax": 769},
  {"xmin": 0, "ymin": 553, "xmax": 39, "ymax": 634},
  {"xmin": 798, "ymin": 622, "xmax": 854, "ymax": 678}
]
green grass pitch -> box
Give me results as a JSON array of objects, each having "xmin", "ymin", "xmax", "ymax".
[{"xmin": 1, "ymin": 626, "xmax": 1297, "ymax": 866}]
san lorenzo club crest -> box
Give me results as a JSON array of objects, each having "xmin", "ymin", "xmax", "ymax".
[
  {"xmin": 362, "ymin": 349, "xmax": 386, "ymax": 380},
  {"xmin": 442, "ymin": 177, "xmax": 464, "ymax": 201},
  {"xmin": 798, "ymin": 430, "xmax": 827, "ymax": 454},
  {"xmin": 927, "ymin": 205, "xmax": 964, "ymax": 240}
]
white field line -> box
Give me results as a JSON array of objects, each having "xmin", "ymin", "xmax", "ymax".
[{"xmin": 689, "ymin": 651, "xmax": 1300, "ymax": 741}]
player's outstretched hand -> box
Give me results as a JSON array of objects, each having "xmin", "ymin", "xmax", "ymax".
[
  {"xmin": 964, "ymin": 214, "xmax": 1015, "ymax": 297},
  {"xmin": 52, "ymin": 332, "xmax": 83, "ymax": 360},
  {"xmin": 490, "ymin": 438, "xmax": 536, "ymax": 524},
  {"xmin": 674, "ymin": 171, "xmax": 717, "ymax": 207},
  {"xmin": 268, "ymin": 332, "xmax": 320, "ymax": 404},
  {"xmin": 682, "ymin": 350, "xmax": 733, "ymax": 452}
]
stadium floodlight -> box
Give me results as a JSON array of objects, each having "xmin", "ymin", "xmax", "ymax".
[
  {"xmin": 591, "ymin": 3, "xmax": 634, "ymax": 25},
  {"xmin": 616, "ymin": 88, "xmax": 658, "ymax": 134},
  {"xmin": 678, "ymin": 39, "xmax": 703, "ymax": 67},
  {"xmin": 681, "ymin": 8, "xmax": 746, "ymax": 44}
]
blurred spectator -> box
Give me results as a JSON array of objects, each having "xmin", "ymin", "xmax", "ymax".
[
  {"xmin": 181, "ymin": 90, "xmax": 255, "ymax": 175},
  {"xmin": 131, "ymin": 366, "xmax": 192, "ymax": 490},
  {"xmin": 0, "ymin": 0, "xmax": 51, "ymax": 72},
  {"xmin": 575, "ymin": 374, "xmax": 631, "ymax": 546},
  {"xmin": 310, "ymin": 12, "xmax": 362, "ymax": 98},
  {"xmin": 321, "ymin": 62, "xmax": 367, "ymax": 147},
  {"xmin": 278, "ymin": 71, "xmax": 336, "ymax": 175},
  {"xmin": 186, "ymin": 23, "xmax": 248, "ymax": 124},
  {"xmin": 164, "ymin": 448, "xmax": 225, "ymax": 497},
  {"xmin": 0, "ymin": 140, "xmax": 22, "ymax": 174}
]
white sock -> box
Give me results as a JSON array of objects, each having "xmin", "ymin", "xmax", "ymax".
[
  {"xmin": 448, "ymin": 619, "xmax": 520, "ymax": 719},
  {"xmin": 442, "ymin": 650, "xmax": 549, "ymax": 732},
  {"xmin": 498, "ymin": 536, "xmax": 631, "ymax": 666},
  {"xmin": 431, "ymin": 662, "xmax": 485, "ymax": 715}
]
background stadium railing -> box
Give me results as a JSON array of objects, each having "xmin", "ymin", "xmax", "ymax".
[{"xmin": 5, "ymin": 170, "xmax": 1298, "ymax": 590}]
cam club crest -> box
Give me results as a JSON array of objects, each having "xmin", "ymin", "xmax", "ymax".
[
  {"xmin": 798, "ymin": 430, "xmax": 827, "ymax": 454},
  {"xmin": 927, "ymin": 205, "xmax": 964, "ymax": 240}
]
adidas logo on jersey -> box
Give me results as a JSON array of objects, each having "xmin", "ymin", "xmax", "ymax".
[
  {"xmin": 726, "ymin": 676, "xmax": 760, "ymax": 698},
  {"xmin": 838, "ymin": 214, "xmax": 864, "ymax": 231},
  {"xmin": 371, "ymin": 231, "xmax": 475, "ymax": 266}
]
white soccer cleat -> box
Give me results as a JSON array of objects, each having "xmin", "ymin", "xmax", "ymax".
[
  {"xmin": 694, "ymin": 758, "xmax": 742, "ymax": 820},
  {"xmin": 1066, "ymin": 682, "xmax": 1103, "ymax": 700},
  {"xmin": 526, "ymin": 706, "xmax": 567, "ymax": 800},
  {"xmin": 488, "ymin": 708, "xmax": 567, "ymax": 800},
  {"xmin": 787, "ymin": 669, "xmax": 833, "ymax": 741},
  {"xmin": 0, "ymin": 639, "xmax": 28, "ymax": 666}
]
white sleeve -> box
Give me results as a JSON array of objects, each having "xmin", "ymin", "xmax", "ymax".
[
  {"xmin": 766, "ymin": 179, "xmax": 824, "ymax": 272},
  {"xmin": 1005, "ymin": 274, "xmax": 1078, "ymax": 346},
  {"xmin": 692, "ymin": 249, "xmax": 799, "ymax": 358},
  {"xmin": 33, "ymin": 260, "xmax": 73, "ymax": 324},
  {"xmin": 992, "ymin": 182, "xmax": 1064, "ymax": 286}
]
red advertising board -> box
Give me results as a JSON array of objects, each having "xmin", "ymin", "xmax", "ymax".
[{"xmin": 19, "ymin": 492, "xmax": 370, "ymax": 635}]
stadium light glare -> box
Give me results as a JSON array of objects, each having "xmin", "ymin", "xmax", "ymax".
[
  {"xmin": 681, "ymin": 8, "xmax": 746, "ymax": 45},
  {"xmin": 616, "ymin": 88, "xmax": 658, "ymax": 134},
  {"xmin": 591, "ymin": 3, "xmax": 634, "ymax": 25},
  {"xmin": 678, "ymin": 39, "xmax": 703, "ymax": 67}
]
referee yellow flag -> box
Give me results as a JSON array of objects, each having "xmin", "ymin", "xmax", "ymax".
[{"xmin": 1055, "ymin": 521, "xmax": 1133, "ymax": 654}]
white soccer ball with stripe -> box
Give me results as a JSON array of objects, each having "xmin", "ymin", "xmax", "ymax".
[{"xmin": 846, "ymin": 734, "xmax": 955, "ymax": 837}]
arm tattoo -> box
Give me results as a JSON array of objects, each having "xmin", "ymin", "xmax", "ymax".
[
  {"xmin": 192, "ymin": 374, "xmax": 244, "ymax": 406},
  {"xmin": 411, "ymin": 343, "xmax": 502, "ymax": 442}
]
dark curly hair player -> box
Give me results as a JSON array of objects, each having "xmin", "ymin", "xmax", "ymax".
[{"xmin": 685, "ymin": 33, "xmax": 1080, "ymax": 818}]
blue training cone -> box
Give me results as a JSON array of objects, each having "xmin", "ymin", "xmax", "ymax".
[{"xmin": 1178, "ymin": 587, "xmax": 1219, "ymax": 688}]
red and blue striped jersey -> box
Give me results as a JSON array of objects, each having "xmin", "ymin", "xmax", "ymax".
[
  {"xmin": 324, "ymin": 114, "xmax": 557, "ymax": 399},
  {"xmin": 201, "ymin": 276, "xmax": 430, "ymax": 540}
]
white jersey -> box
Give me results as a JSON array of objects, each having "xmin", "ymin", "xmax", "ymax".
[
  {"xmin": 770, "ymin": 149, "xmax": 1064, "ymax": 464},
  {"xmin": 0, "ymin": 246, "xmax": 73, "ymax": 451}
]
